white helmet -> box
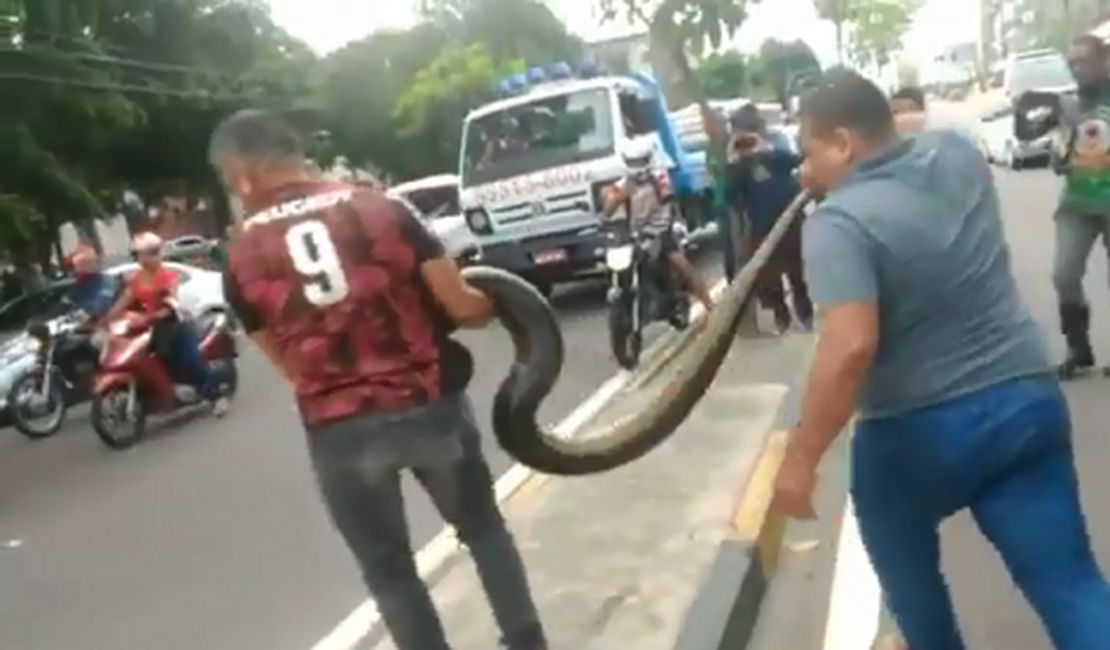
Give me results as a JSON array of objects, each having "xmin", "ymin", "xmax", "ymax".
[
  {"xmin": 131, "ymin": 231, "xmax": 163, "ymax": 253},
  {"xmin": 621, "ymin": 139, "xmax": 655, "ymax": 173}
]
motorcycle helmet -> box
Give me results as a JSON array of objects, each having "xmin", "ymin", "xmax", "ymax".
[{"xmin": 621, "ymin": 139, "xmax": 655, "ymax": 180}]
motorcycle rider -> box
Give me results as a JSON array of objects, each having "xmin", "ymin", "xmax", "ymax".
[
  {"xmin": 601, "ymin": 140, "xmax": 715, "ymax": 312},
  {"xmin": 102, "ymin": 232, "xmax": 228, "ymax": 414},
  {"xmin": 1052, "ymin": 34, "xmax": 1110, "ymax": 379},
  {"xmin": 66, "ymin": 244, "xmax": 120, "ymax": 322}
]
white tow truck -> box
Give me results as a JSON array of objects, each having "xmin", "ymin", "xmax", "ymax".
[{"xmin": 456, "ymin": 61, "xmax": 711, "ymax": 296}]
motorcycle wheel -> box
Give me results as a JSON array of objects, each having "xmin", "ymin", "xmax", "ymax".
[
  {"xmin": 9, "ymin": 371, "xmax": 67, "ymax": 440},
  {"xmin": 91, "ymin": 385, "xmax": 147, "ymax": 450},
  {"xmin": 608, "ymin": 296, "xmax": 642, "ymax": 370}
]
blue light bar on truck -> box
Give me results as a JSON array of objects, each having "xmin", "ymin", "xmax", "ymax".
[
  {"xmin": 494, "ymin": 60, "xmax": 604, "ymax": 97},
  {"xmin": 549, "ymin": 62, "xmax": 573, "ymax": 79},
  {"xmin": 526, "ymin": 66, "xmax": 546, "ymax": 84}
]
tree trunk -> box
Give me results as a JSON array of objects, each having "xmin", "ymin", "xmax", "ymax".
[
  {"xmin": 835, "ymin": 20, "xmax": 844, "ymax": 65},
  {"xmin": 671, "ymin": 43, "xmax": 760, "ymax": 336}
]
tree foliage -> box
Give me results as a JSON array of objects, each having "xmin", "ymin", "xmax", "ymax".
[
  {"xmin": 845, "ymin": 0, "xmax": 918, "ymax": 72},
  {"xmin": 755, "ymin": 39, "xmax": 822, "ymax": 105},
  {"xmin": 813, "ymin": 0, "xmax": 917, "ymax": 68},
  {"xmin": 696, "ymin": 50, "xmax": 750, "ymax": 99},
  {"xmin": 316, "ymin": 0, "xmax": 580, "ymax": 180},
  {"xmin": 1, "ymin": 0, "xmax": 314, "ymax": 260}
]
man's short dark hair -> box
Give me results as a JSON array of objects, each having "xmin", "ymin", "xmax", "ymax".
[
  {"xmin": 730, "ymin": 102, "xmax": 764, "ymax": 133},
  {"xmin": 798, "ymin": 70, "xmax": 895, "ymax": 141},
  {"xmin": 891, "ymin": 86, "xmax": 926, "ymax": 111},
  {"xmin": 208, "ymin": 109, "xmax": 305, "ymax": 166}
]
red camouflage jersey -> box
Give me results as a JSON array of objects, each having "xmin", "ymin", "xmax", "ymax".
[{"xmin": 224, "ymin": 181, "xmax": 450, "ymax": 427}]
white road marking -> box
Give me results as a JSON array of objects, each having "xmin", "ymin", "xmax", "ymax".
[
  {"xmin": 821, "ymin": 499, "xmax": 883, "ymax": 650},
  {"xmin": 310, "ymin": 278, "xmax": 729, "ymax": 650}
]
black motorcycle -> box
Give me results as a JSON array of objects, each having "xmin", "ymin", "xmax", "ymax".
[
  {"xmin": 604, "ymin": 217, "xmax": 690, "ymax": 370},
  {"xmin": 8, "ymin": 313, "xmax": 99, "ymax": 439}
]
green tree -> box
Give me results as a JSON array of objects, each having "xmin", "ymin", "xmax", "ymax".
[
  {"xmin": 320, "ymin": 0, "xmax": 582, "ymax": 181},
  {"xmin": 392, "ymin": 43, "xmax": 503, "ymax": 177},
  {"xmin": 845, "ymin": 0, "xmax": 918, "ymax": 74},
  {"xmin": 812, "ymin": 0, "xmax": 855, "ymax": 64},
  {"xmin": 754, "ymin": 38, "xmax": 822, "ymax": 105},
  {"xmin": 696, "ymin": 50, "xmax": 750, "ymax": 99},
  {"xmin": 1017, "ymin": 0, "xmax": 1100, "ymax": 50},
  {"xmin": 2, "ymin": 0, "xmax": 316, "ymax": 256}
]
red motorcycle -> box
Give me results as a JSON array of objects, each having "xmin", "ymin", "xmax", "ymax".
[{"xmin": 89, "ymin": 309, "xmax": 238, "ymax": 450}]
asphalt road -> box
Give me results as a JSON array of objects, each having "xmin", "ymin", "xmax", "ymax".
[{"xmin": 0, "ymin": 252, "xmax": 722, "ymax": 650}]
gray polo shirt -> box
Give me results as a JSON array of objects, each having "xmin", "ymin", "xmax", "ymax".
[{"xmin": 802, "ymin": 131, "xmax": 1051, "ymax": 419}]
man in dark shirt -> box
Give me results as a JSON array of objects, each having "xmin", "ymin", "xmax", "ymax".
[
  {"xmin": 725, "ymin": 105, "xmax": 813, "ymax": 331},
  {"xmin": 210, "ymin": 109, "xmax": 546, "ymax": 650}
]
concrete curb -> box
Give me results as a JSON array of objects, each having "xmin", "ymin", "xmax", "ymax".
[
  {"xmin": 671, "ymin": 340, "xmax": 813, "ymax": 650},
  {"xmin": 671, "ymin": 429, "xmax": 789, "ymax": 650}
]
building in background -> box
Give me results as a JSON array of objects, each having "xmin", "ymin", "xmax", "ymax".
[
  {"xmin": 934, "ymin": 41, "xmax": 979, "ymax": 85},
  {"xmin": 979, "ymin": 0, "xmax": 1028, "ymax": 66}
]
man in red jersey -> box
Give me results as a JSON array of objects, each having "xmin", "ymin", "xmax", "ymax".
[{"xmin": 210, "ymin": 110, "xmax": 546, "ymax": 650}]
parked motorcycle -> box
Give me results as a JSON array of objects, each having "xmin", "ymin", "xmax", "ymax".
[
  {"xmin": 89, "ymin": 309, "xmax": 238, "ymax": 450},
  {"xmin": 604, "ymin": 217, "xmax": 690, "ymax": 370},
  {"xmin": 8, "ymin": 313, "xmax": 99, "ymax": 439}
]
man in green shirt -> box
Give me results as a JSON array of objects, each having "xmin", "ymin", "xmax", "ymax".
[{"xmin": 1052, "ymin": 34, "xmax": 1110, "ymax": 379}]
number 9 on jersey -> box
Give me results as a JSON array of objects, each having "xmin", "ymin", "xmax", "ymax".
[{"xmin": 285, "ymin": 221, "xmax": 350, "ymax": 306}]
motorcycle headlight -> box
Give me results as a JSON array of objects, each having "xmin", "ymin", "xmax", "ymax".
[{"xmin": 464, "ymin": 208, "xmax": 492, "ymax": 234}]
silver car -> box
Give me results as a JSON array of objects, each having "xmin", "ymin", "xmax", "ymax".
[{"xmin": 0, "ymin": 261, "xmax": 228, "ymax": 424}]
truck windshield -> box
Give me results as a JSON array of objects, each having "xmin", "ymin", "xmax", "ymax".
[
  {"xmin": 1008, "ymin": 54, "xmax": 1073, "ymax": 95},
  {"xmin": 461, "ymin": 88, "xmax": 615, "ymax": 186}
]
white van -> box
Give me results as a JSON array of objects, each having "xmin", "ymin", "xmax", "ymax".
[
  {"xmin": 388, "ymin": 174, "xmax": 479, "ymax": 260},
  {"xmin": 1003, "ymin": 49, "xmax": 1076, "ymax": 100}
]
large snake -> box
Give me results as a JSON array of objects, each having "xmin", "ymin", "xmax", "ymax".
[{"xmin": 462, "ymin": 191, "xmax": 812, "ymax": 476}]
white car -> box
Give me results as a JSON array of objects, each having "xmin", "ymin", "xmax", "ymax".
[
  {"xmin": 0, "ymin": 261, "xmax": 226, "ymax": 423},
  {"xmin": 978, "ymin": 103, "xmax": 1051, "ymax": 169},
  {"xmin": 388, "ymin": 174, "xmax": 480, "ymax": 259}
]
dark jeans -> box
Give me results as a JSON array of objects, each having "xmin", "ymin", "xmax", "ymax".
[
  {"xmin": 161, "ymin": 321, "xmax": 216, "ymax": 400},
  {"xmin": 853, "ymin": 376, "xmax": 1110, "ymax": 650},
  {"xmin": 752, "ymin": 217, "xmax": 811, "ymax": 327},
  {"xmin": 306, "ymin": 394, "xmax": 545, "ymax": 650}
]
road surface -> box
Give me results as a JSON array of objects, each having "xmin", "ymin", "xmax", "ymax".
[
  {"xmin": 750, "ymin": 165, "xmax": 1110, "ymax": 650},
  {"xmin": 0, "ymin": 253, "xmax": 722, "ymax": 650}
]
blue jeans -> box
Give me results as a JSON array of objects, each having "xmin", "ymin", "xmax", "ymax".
[
  {"xmin": 852, "ymin": 376, "xmax": 1110, "ymax": 650},
  {"xmin": 169, "ymin": 325, "xmax": 216, "ymax": 400}
]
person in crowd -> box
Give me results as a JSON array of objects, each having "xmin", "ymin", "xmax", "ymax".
[
  {"xmin": 209, "ymin": 109, "xmax": 547, "ymax": 650},
  {"xmin": 890, "ymin": 86, "xmax": 926, "ymax": 115},
  {"xmin": 724, "ymin": 104, "xmax": 813, "ymax": 332},
  {"xmin": 65, "ymin": 243, "xmax": 119, "ymax": 322},
  {"xmin": 770, "ymin": 70, "xmax": 1110, "ymax": 650},
  {"xmin": 102, "ymin": 232, "xmax": 226, "ymax": 415},
  {"xmin": 1050, "ymin": 34, "xmax": 1110, "ymax": 379}
]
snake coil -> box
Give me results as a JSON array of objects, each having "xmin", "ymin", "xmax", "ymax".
[{"xmin": 462, "ymin": 191, "xmax": 812, "ymax": 476}]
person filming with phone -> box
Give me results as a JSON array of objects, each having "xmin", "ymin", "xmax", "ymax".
[{"xmin": 725, "ymin": 104, "xmax": 813, "ymax": 332}]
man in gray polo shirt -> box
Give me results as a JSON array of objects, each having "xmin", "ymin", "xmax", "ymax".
[{"xmin": 771, "ymin": 71, "xmax": 1110, "ymax": 650}]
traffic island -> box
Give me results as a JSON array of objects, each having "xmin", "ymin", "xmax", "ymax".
[{"xmin": 365, "ymin": 330, "xmax": 815, "ymax": 650}]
